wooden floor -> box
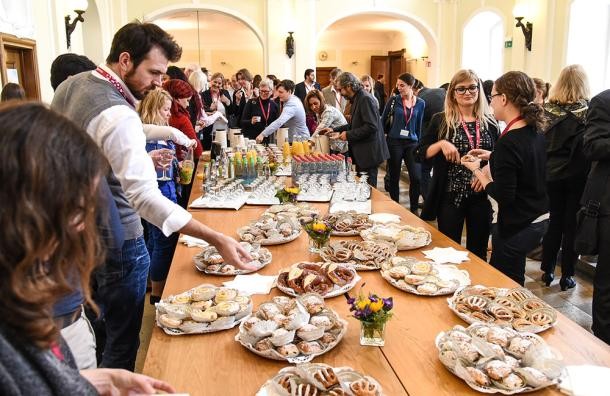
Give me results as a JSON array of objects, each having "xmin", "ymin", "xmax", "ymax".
[{"xmin": 134, "ymin": 168, "xmax": 595, "ymax": 373}]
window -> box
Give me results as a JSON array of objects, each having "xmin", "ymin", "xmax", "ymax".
[
  {"xmin": 566, "ymin": 0, "xmax": 610, "ymax": 95},
  {"xmin": 462, "ymin": 11, "xmax": 504, "ymax": 80}
]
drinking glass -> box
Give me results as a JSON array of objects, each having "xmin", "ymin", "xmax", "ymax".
[{"xmin": 157, "ymin": 149, "xmax": 175, "ymax": 181}]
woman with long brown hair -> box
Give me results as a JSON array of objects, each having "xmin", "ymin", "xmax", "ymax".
[
  {"xmin": 462, "ymin": 71, "xmax": 549, "ymax": 285},
  {"xmin": 418, "ymin": 69, "xmax": 498, "ymax": 260},
  {"xmin": 0, "ymin": 102, "xmax": 174, "ymax": 394}
]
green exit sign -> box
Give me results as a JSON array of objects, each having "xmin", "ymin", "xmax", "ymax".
[{"xmin": 505, "ymin": 40, "xmax": 513, "ymax": 48}]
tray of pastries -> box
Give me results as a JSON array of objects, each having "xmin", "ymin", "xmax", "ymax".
[
  {"xmin": 447, "ymin": 285, "xmax": 558, "ymax": 333},
  {"xmin": 155, "ymin": 284, "xmax": 252, "ymax": 335},
  {"xmin": 359, "ymin": 223, "xmax": 432, "ymax": 251},
  {"xmin": 257, "ymin": 363, "xmax": 383, "ymax": 396},
  {"xmin": 319, "ymin": 240, "xmax": 396, "ymax": 271},
  {"xmin": 436, "ymin": 323, "xmax": 562, "ymax": 394},
  {"xmin": 264, "ymin": 203, "xmax": 320, "ymax": 223},
  {"xmin": 193, "ymin": 242, "xmax": 272, "ymax": 275},
  {"xmin": 380, "ymin": 256, "xmax": 470, "ymax": 296},
  {"xmin": 277, "ymin": 262, "xmax": 360, "ymax": 298},
  {"xmin": 323, "ymin": 211, "xmax": 373, "ymax": 236},
  {"xmin": 235, "ymin": 294, "xmax": 348, "ymax": 363},
  {"xmin": 237, "ymin": 213, "xmax": 302, "ymax": 245}
]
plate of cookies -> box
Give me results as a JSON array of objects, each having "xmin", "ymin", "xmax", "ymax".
[
  {"xmin": 257, "ymin": 363, "xmax": 383, "ymax": 395},
  {"xmin": 193, "ymin": 242, "xmax": 272, "ymax": 275},
  {"xmin": 155, "ymin": 284, "xmax": 252, "ymax": 335},
  {"xmin": 436, "ymin": 323, "xmax": 562, "ymax": 394},
  {"xmin": 276, "ymin": 262, "xmax": 360, "ymax": 298},
  {"xmin": 235, "ymin": 294, "xmax": 348, "ymax": 363},
  {"xmin": 360, "ymin": 223, "xmax": 432, "ymax": 251},
  {"xmin": 322, "ymin": 211, "xmax": 373, "ymax": 236},
  {"xmin": 447, "ymin": 285, "xmax": 558, "ymax": 333},
  {"xmin": 380, "ymin": 256, "xmax": 470, "ymax": 296},
  {"xmin": 319, "ymin": 240, "xmax": 396, "ymax": 271}
]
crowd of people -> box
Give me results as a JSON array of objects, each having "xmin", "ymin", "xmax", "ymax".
[{"xmin": 1, "ymin": 19, "xmax": 610, "ymax": 394}]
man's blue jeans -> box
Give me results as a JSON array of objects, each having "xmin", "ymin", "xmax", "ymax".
[{"xmin": 94, "ymin": 236, "xmax": 149, "ymax": 370}]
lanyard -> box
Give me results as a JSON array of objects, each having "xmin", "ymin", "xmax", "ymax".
[
  {"xmin": 401, "ymin": 96, "xmax": 414, "ymax": 128},
  {"xmin": 259, "ymin": 99, "xmax": 271, "ymax": 124},
  {"xmin": 500, "ymin": 116, "xmax": 524, "ymax": 138},
  {"xmin": 335, "ymin": 91, "xmax": 342, "ymax": 108},
  {"xmin": 95, "ymin": 67, "xmax": 135, "ymax": 108},
  {"xmin": 460, "ymin": 117, "xmax": 481, "ymax": 149}
]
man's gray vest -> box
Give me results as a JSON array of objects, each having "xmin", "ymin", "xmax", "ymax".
[{"xmin": 51, "ymin": 72, "xmax": 143, "ymax": 239}]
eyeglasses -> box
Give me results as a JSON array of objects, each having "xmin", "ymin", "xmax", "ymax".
[
  {"xmin": 259, "ymin": 90, "xmax": 271, "ymax": 94},
  {"xmin": 454, "ymin": 85, "xmax": 479, "ymax": 95},
  {"xmin": 489, "ymin": 93, "xmax": 503, "ymax": 100}
]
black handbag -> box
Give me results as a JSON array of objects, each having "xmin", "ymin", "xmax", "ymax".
[{"xmin": 384, "ymin": 96, "xmax": 397, "ymax": 132}]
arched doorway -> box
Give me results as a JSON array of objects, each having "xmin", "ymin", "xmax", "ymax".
[
  {"xmin": 316, "ymin": 11, "xmax": 438, "ymax": 88},
  {"xmin": 145, "ymin": 7, "xmax": 264, "ymax": 76}
]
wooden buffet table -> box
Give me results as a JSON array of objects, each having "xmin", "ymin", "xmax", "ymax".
[{"xmin": 143, "ymin": 185, "xmax": 610, "ymax": 395}]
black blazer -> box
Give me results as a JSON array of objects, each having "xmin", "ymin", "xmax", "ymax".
[
  {"xmin": 201, "ymin": 89, "xmax": 231, "ymax": 112},
  {"xmin": 294, "ymin": 81, "xmax": 321, "ymax": 103},
  {"xmin": 417, "ymin": 112, "xmax": 499, "ymax": 220},
  {"xmin": 582, "ymin": 89, "xmax": 610, "ymax": 215},
  {"xmin": 240, "ymin": 98, "xmax": 279, "ymax": 139},
  {"xmin": 333, "ymin": 89, "xmax": 389, "ymax": 170}
]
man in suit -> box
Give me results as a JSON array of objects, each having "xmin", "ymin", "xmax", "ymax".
[
  {"xmin": 322, "ymin": 68, "xmax": 347, "ymax": 112},
  {"xmin": 582, "ymin": 88, "xmax": 610, "ymax": 344},
  {"xmin": 323, "ymin": 72, "xmax": 389, "ymax": 188},
  {"xmin": 294, "ymin": 69, "xmax": 320, "ymax": 103}
]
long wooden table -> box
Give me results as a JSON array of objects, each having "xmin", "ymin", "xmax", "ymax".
[{"xmin": 143, "ymin": 183, "xmax": 610, "ymax": 395}]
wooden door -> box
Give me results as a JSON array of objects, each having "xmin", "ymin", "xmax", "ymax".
[
  {"xmin": 388, "ymin": 49, "xmax": 406, "ymax": 94},
  {"xmin": 315, "ymin": 66, "xmax": 335, "ymax": 89},
  {"xmin": 370, "ymin": 56, "xmax": 389, "ymax": 96},
  {"xmin": 0, "ymin": 34, "xmax": 40, "ymax": 100}
]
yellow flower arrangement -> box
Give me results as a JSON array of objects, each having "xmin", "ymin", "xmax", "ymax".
[{"xmin": 275, "ymin": 186, "xmax": 300, "ymax": 203}]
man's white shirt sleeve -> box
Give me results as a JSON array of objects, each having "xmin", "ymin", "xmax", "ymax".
[{"xmin": 88, "ymin": 105, "xmax": 192, "ymax": 236}]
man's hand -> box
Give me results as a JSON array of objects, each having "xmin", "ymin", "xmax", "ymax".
[
  {"xmin": 318, "ymin": 127, "xmax": 333, "ymax": 136},
  {"xmin": 256, "ymin": 134, "xmax": 265, "ymax": 143},
  {"xmin": 212, "ymin": 234, "xmax": 255, "ymax": 270}
]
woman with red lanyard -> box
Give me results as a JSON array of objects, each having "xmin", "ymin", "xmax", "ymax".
[
  {"xmin": 241, "ymin": 79, "xmax": 279, "ymax": 141},
  {"xmin": 462, "ymin": 71, "xmax": 549, "ymax": 285},
  {"xmin": 418, "ymin": 70, "xmax": 498, "ymax": 260},
  {"xmin": 381, "ymin": 72, "xmax": 426, "ymax": 212}
]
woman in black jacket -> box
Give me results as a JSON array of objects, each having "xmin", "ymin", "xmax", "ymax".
[
  {"xmin": 540, "ymin": 65, "xmax": 590, "ymax": 290},
  {"xmin": 418, "ymin": 70, "xmax": 498, "ymax": 260},
  {"xmin": 240, "ymin": 79, "xmax": 279, "ymax": 140},
  {"xmin": 463, "ymin": 71, "xmax": 549, "ymax": 286}
]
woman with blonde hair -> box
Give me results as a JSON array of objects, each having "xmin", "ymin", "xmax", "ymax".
[
  {"xmin": 138, "ymin": 89, "xmax": 181, "ymax": 304},
  {"xmin": 540, "ymin": 64, "xmax": 590, "ymax": 290},
  {"xmin": 201, "ymin": 72, "xmax": 231, "ymax": 149},
  {"xmin": 462, "ymin": 71, "xmax": 548, "ymax": 285},
  {"xmin": 360, "ymin": 74, "xmax": 379, "ymax": 109},
  {"xmin": 418, "ymin": 69, "xmax": 498, "ymax": 260}
]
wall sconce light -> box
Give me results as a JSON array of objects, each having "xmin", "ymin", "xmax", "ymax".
[
  {"xmin": 513, "ymin": 4, "xmax": 533, "ymax": 51},
  {"xmin": 65, "ymin": 0, "xmax": 89, "ymax": 49},
  {"xmin": 220, "ymin": 61, "xmax": 227, "ymax": 66},
  {"xmin": 286, "ymin": 32, "xmax": 294, "ymax": 58}
]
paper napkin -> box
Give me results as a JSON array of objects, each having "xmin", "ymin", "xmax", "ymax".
[
  {"xmin": 222, "ymin": 273, "xmax": 277, "ymax": 295},
  {"xmin": 422, "ymin": 247, "xmax": 470, "ymax": 264}
]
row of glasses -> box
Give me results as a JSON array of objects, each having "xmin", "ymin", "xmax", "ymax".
[{"xmin": 249, "ymin": 177, "xmax": 285, "ymax": 200}]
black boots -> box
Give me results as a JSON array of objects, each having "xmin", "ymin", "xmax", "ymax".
[
  {"xmin": 560, "ymin": 276, "xmax": 576, "ymax": 291},
  {"xmin": 541, "ymin": 272, "xmax": 554, "ymax": 287}
]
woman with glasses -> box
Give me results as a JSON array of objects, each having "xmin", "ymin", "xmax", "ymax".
[
  {"xmin": 241, "ymin": 79, "xmax": 279, "ymax": 141},
  {"xmin": 462, "ymin": 71, "xmax": 549, "ymax": 285},
  {"xmin": 201, "ymin": 72, "xmax": 232, "ymax": 149},
  {"xmin": 418, "ymin": 70, "xmax": 498, "ymax": 260},
  {"xmin": 381, "ymin": 73, "xmax": 426, "ymax": 211}
]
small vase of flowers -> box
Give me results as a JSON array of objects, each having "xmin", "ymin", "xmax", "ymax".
[
  {"xmin": 275, "ymin": 186, "xmax": 300, "ymax": 204},
  {"xmin": 345, "ymin": 286, "xmax": 394, "ymax": 346},
  {"xmin": 302, "ymin": 218, "xmax": 332, "ymax": 253}
]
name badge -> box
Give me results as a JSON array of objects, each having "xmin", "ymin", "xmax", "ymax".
[{"xmin": 400, "ymin": 129, "xmax": 410, "ymax": 137}]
